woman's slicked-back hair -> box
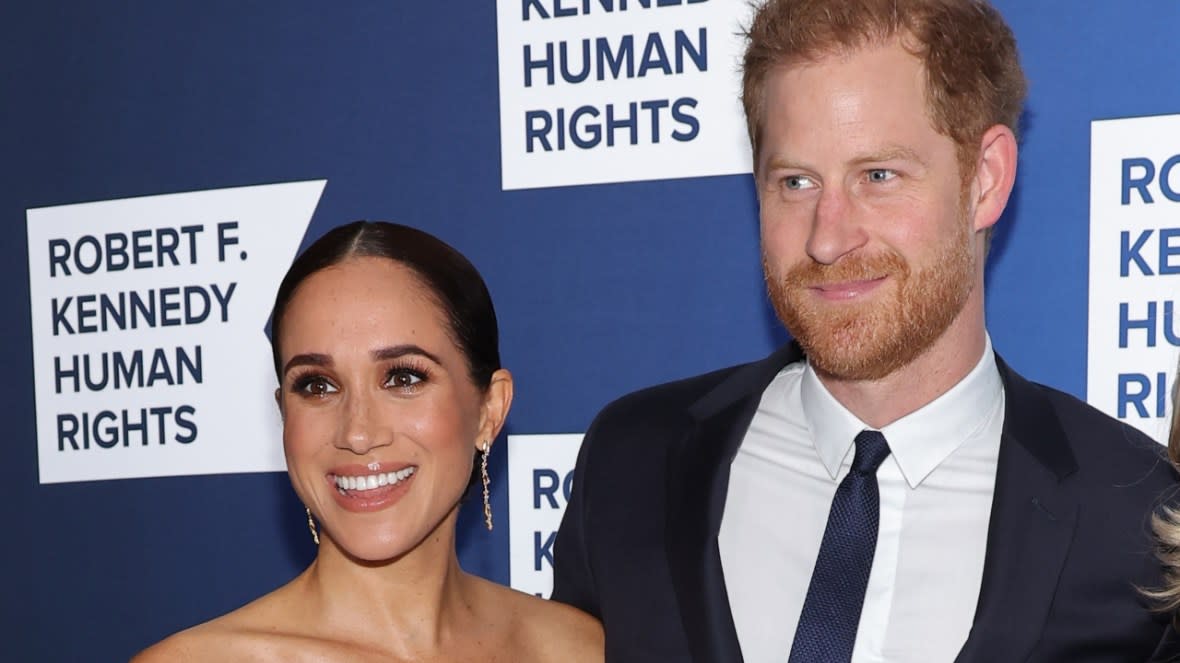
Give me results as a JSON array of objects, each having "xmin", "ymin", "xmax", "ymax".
[{"xmin": 269, "ymin": 221, "xmax": 501, "ymax": 390}]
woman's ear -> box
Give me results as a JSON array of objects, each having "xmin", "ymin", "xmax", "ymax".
[{"xmin": 476, "ymin": 369, "xmax": 514, "ymax": 448}]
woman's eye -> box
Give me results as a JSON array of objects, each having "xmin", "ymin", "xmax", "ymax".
[
  {"xmin": 386, "ymin": 370, "xmax": 424, "ymax": 389},
  {"xmin": 297, "ymin": 377, "xmax": 337, "ymax": 396},
  {"xmin": 867, "ymin": 168, "xmax": 897, "ymax": 183}
]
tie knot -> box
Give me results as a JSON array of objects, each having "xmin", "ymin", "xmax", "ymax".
[{"xmin": 851, "ymin": 430, "xmax": 891, "ymax": 474}]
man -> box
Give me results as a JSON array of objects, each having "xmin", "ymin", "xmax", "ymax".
[{"xmin": 550, "ymin": 1, "xmax": 1179, "ymax": 661}]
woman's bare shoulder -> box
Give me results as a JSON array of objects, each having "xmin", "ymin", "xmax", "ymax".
[
  {"xmin": 132, "ymin": 618, "xmax": 257, "ymax": 662},
  {"xmin": 477, "ymin": 580, "xmax": 604, "ymax": 662},
  {"xmin": 131, "ymin": 588, "xmax": 300, "ymax": 662},
  {"xmin": 524, "ymin": 595, "xmax": 604, "ymax": 662}
]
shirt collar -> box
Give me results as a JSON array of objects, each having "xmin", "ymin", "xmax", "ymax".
[{"xmin": 801, "ymin": 335, "xmax": 1003, "ymax": 488}]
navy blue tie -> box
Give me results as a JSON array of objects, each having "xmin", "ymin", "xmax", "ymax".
[{"xmin": 788, "ymin": 430, "xmax": 892, "ymax": 663}]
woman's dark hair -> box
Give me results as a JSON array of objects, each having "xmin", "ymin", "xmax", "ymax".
[{"xmin": 270, "ymin": 221, "xmax": 501, "ymax": 390}]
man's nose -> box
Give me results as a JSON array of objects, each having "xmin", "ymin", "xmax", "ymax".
[{"xmin": 806, "ymin": 186, "xmax": 867, "ymax": 265}]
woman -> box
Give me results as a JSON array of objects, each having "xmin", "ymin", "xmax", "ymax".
[
  {"xmin": 136, "ymin": 221, "xmax": 603, "ymax": 661},
  {"xmin": 1152, "ymin": 379, "xmax": 1180, "ymax": 617}
]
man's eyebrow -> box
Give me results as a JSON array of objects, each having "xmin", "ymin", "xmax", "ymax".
[
  {"xmin": 761, "ymin": 146, "xmax": 927, "ymax": 173},
  {"xmin": 852, "ymin": 146, "xmax": 927, "ymax": 166},
  {"xmin": 762, "ymin": 155, "xmax": 811, "ymax": 172}
]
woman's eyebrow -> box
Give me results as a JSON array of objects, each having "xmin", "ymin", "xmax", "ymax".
[
  {"xmin": 372, "ymin": 344, "xmax": 443, "ymax": 366},
  {"xmin": 283, "ymin": 353, "xmax": 331, "ymax": 375}
]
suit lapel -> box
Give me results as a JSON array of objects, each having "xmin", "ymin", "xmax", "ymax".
[
  {"xmin": 955, "ymin": 357, "xmax": 1080, "ymax": 663},
  {"xmin": 665, "ymin": 343, "xmax": 803, "ymax": 663}
]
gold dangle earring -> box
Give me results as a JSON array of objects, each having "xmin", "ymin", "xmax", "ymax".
[
  {"xmin": 306, "ymin": 506, "xmax": 320, "ymax": 545},
  {"xmin": 481, "ymin": 441, "xmax": 493, "ymax": 531}
]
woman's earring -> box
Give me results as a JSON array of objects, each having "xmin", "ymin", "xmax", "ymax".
[
  {"xmin": 481, "ymin": 441, "xmax": 493, "ymax": 531},
  {"xmin": 306, "ymin": 506, "xmax": 320, "ymax": 545}
]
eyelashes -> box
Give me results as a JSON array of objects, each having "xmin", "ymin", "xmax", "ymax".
[
  {"xmin": 384, "ymin": 361, "xmax": 430, "ymax": 389},
  {"xmin": 290, "ymin": 371, "xmax": 336, "ymax": 396},
  {"xmin": 287, "ymin": 359, "xmax": 433, "ymax": 397}
]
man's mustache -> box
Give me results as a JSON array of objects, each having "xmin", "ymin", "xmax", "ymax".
[{"xmin": 780, "ymin": 251, "xmax": 909, "ymax": 288}]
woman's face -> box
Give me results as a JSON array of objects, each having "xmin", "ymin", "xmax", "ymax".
[{"xmin": 276, "ymin": 256, "xmax": 509, "ymax": 561}]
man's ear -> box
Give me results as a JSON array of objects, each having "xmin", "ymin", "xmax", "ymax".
[{"xmin": 969, "ymin": 123, "xmax": 1018, "ymax": 234}]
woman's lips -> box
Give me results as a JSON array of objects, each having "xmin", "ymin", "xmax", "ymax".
[{"xmin": 327, "ymin": 464, "xmax": 418, "ymax": 512}]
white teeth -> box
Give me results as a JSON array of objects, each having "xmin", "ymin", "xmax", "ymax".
[{"xmin": 334, "ymin": 467, "xmax": 417, "ymax": 493}]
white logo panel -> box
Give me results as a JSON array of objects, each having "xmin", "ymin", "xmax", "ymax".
[
  {"xmin": 27, "ymin": 180, "xmax": 325, "ymax": 483},
  {"xmin": 507, "ymin": 433, "xmax": 583, "ymax": 597},
  {"xmin": 497, "ymin": 0, "xmax": 754, "ymax": 190},
  {"xmin": 1088, "ymin": 114, "xmax": 1180, "ymax": 443}
]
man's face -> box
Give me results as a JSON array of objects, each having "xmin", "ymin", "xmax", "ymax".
[{"xmin": 757, "ymin": 39, "xmax": 984, "ymax": 382}]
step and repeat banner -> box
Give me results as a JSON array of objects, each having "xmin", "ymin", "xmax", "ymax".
[{"xmin": 5, "ymin": 2, "xmax": 1180, "ymax": 660}]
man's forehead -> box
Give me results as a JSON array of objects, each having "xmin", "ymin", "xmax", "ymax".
[
  {"xmin": 769, "ymin": 33, "xmax": 924, "ymax": 76},
  {"xmin": 761, "ymin": 40, "xmax": 932, "ymax": 130}
]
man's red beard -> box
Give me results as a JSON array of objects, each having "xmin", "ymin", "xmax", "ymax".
[{"xmin": 765, "ymin": 226, "xmax": 975, "ymax": 382}]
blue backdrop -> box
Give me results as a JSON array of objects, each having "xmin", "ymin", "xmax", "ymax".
[{"xmin": 5, "ymin": 2, "xmax": 1180, "ymax": 660}]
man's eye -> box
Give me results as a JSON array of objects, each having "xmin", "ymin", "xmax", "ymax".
[
  {"xmin": 867, "ymin": 169, "xmax": 897, "ymax": 183},
  {"xmin": 386, "ymin": 370, "xmax": 425, "ymax": 389},
  {"xmin": 783, "ymin": 175, "xmax": 816, "ymax": 191}
]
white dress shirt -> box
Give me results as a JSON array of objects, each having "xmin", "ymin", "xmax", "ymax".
[{"xmin": 718, "ymin": 339, "xmax": 1004, "ymax": 663}]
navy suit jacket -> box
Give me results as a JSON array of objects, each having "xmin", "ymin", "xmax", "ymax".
[{"xmin": 551, "ymin": 343, "xmax": 1180, "ymax": 662}]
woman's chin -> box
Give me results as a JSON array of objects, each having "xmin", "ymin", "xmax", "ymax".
[
  {"xmin": 327, "ymin": 532, "xmax": 418, "ymax": 565},
  {"xmin": 316, "ymin": 499, "xmax": 463, "ymax": 566}
]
